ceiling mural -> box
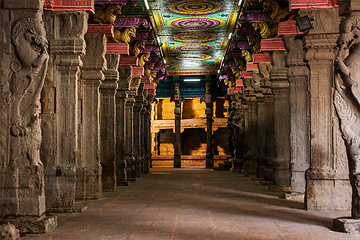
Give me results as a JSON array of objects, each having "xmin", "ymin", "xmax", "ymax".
[{"xmin": 148, "ymin": 0, "xmax": 241, "ymax": 76}]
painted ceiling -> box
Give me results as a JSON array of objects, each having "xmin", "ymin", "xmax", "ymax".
[{"xmin": 148, "ymin": 0, "xmax": 241, "ymax": 76}]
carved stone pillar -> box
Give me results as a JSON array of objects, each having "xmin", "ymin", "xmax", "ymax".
[
  {"xmin": 140, "ymin": 101, "xmax": 147, "ymax": 174},
  {"xmin": 270, "ymin": 51, "xmax": 291, "ymax": 192},
  {"xmin": 259, "ymin": 63, "xmax": 275, "ymax": 181},
  {"xmin": 77, "ymin": 33, "xmax": 106, "ymax": 199},
  {"xmin": 125, "ymin": 75, "xmax": 141, "ymax": 181},
  {"xmin": 115, "ymin": 65, "xmax": 131, "ymax": 186},
  {"xmin": 99, "ymin": 52, "xmax": 119, "ymax": 192},
  {"xmin": 134, "ymin": 83, "xmax": 145, "ymax": 177},
  {"xmin": 303, "ymin": 8, "xmax": 351, "ymax": 210},
  {"xmin": 0, "ymin": 0, "xmax": 56, "ymax": 232},
  {"xmin": 205, "ymin": 101, "xmax": 214, "ymax": 168},
  {"xmin": 242, "ymin": 75, "xmax": 258, "ymax": 175},
  {"xmin": 254, "ymin": 71, "xmax": 266, "ymax": 178},
  {"xmin": 173, "ymin": 81, "xmax": 181, "ymax": 168},
  {"xmin": 144, "ymin": 99, "xmax": 152, "ymax": 172},
  {"xmin": 42, "ymin": 11, "xmax": 87, "ymax": 211},
  {"xmin": 283, "ymin": 35, "xmax": 310, "ymax": 195}
]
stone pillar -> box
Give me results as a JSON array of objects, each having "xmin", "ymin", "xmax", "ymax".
[
  {"xmin": 99, "ymin": 55, "xmax": 117, "ymax": 191},
  {"xmin": 42, "ymin": 11, "xmax": 87, "ymax": 211},
  {"xmin": 144, "ymin": 100, "xmax": 152, "ymax": 172},
  {"xmin": 303, "ymin": 8, "xmax": 351, "ymax": 210},
  {"xmin": 173, "ymin": 81, "xmax": 181, "ymax": 168},
  {"xmin": 242, "ymin": 75, "xmax": 258, "ymax": 175},
  {"xmin": 205, "ymin": 101, "xmax": 214, "ymax": 168},
  {"xmin": 77, "ymin": 32, "xmax": 106, "ymax": 199},
  {"xmin": 270, "ymin": 51, "xmax": 291, "ymax": 192},
  {"xmin": 115, "ymin": 65, "xmax": 131, "ymax": 186},
  {"xmin": 140, "ymin": 101, "xmax": 147, "ymax": 174},
  {"xmin": 174, "ymin": 101, "xmax": 182, "ymax": 168},
  {"xmin": 134, "ymin": 83, "xmax": 145, "ymax": 177},
  {"xmin": 283, "ymin": 36, "xmax": 310, "ymax": 195},
  {"xmin": 254, "ymin": 72, "xmax": 266, "ymax": 178},
  {"xmin": 259, "ymin": 62, "xmax": 275, "ymax": 182},
  {"xmin": 125, "ymin": 75, "xmax": 141, "ymax": 181},
  {"xmin": 0, "ymin": 0, "xmax": 56, "ymax": 232}
]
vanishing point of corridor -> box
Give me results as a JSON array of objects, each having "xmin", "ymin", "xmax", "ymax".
[{"xmin": 25, "ymin": 168, "xmax": 359, "ymax": 240}]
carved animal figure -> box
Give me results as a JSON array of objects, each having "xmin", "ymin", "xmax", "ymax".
[
  {"xmin": 231, "ymin": 68, "xmax": 241, "ymax": 79},
  {"xmin": 247, "ymin": 36, "xmax": 261, "ymax": 54},
  {"xmin": 138, "ymin": 53, "xmax": 150, "ymax": 67},
  {"xmin": 129, "ymin": 40, "xmax": 145, "ymax": 57},
  {"xmin": 263, "ymin": 1, "xmax": 296, "ymax": 22},
  {"xmin": 334, "ymin": 13, "xmax": 360, "ymax": 218},
  {"xmin": 241, "ymin": 50, "xmax": 253, "ymax": 62},
  {"xmin": 252, "ymin": 22, "xmax": 278, "ymax": 39},
  {"xmin": 235, "ymin": 58, "xmax": 246, "ymax": 71},
  {"xmin": 93, "ymin": 4, "xmax": 122, "ymax": 25},
  {"xmin": 113, "ymin": 27, "xmax": 136, "ymax": 44},
  {"xmin": 144, "ymin": 63, "xmax": 154, "ymax": 76}
]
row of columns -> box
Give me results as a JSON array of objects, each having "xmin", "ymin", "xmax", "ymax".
[
  {"xmin": 0, "ymin": 2, "xmax": 154, "ymax": 232},
  {"xmin": 229, "ymin": 7, "xmax": 352, "ymax": 210}
]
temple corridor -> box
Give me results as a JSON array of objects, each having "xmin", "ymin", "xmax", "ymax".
[{"xmin": 24, "ymin": 168, "xmax": 358, "ymax": 240}]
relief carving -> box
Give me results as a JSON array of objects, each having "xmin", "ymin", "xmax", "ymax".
[
  {"xmin": 334, "ymin": 13, "xmax": 360, "ymax": 218},
  {"xmin": 10, "ymin": 18, "xmax": 49, "ymax": 139},
  {"xmin": 93, "ymin": 4, "xmax": 122, "ymax": 25},
  {"xmin": 129, "ymin": 40, "xmax": 145, "ymax": 57},
  {"xmin": 263, "ymin": 1, "xmax": 296, "ymax": 22},
  {"xmin": 113, "ymin": 27, "xmax": 136, "ymax": 44},
  {"xmin": 252, "ymin": 22, "xmax": 278, "ymax": 39},
  {"xmin": 138, "ymin": 53, "xmax": 150, "ymax": 67}
]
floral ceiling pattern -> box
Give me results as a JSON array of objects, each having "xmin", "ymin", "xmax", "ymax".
[{"xmin": 149, "ymin": 0, "xmax": 241, "ymax": 75}]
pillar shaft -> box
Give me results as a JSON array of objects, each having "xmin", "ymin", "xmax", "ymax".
[
  {"xmin": 206, "ymin": 101, "xmax": 213, "ymax": 168},
  {"xmin": 99, "ymin": 53, "xmax": 119, "ymax": 192},
  {"xmin": 303, "ymin": 8, "xmax": 351, "ymax": 210},
  {"xmin": 270, "ymin": 50, "xmax": 291, "ymax": 191},
  {"xmin": 42, "ymin": 11, "xmax": 87, "ymax": 210},
  {"xmin": 115, "ymin": 66, "xmax": 131, "ymax": 186},
  {"xmin": 174, "ymin": 101, "xmax": 181, "ymax": 168},
  {"xmin": 77, "ymin": 32, "xmax": 106, "ymax": 199}
]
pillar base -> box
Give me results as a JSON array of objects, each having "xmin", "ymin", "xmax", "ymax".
[
  {"xmin": 1, "ymin": 215, "xmax": 57, "ymax": 234},
  {"xmin": 174, "ymin": 158, "xmax": 181, "ymax": 168},
  {"xmin": 125, "ymin": 155, "xmax": 136, "ymax": 181},
  {"xmin": 334, "ymin": 217, "xmax": 360, "ymax": 234},
  {"xmin": 230, "ymin": 158, "xmax": 244, "ymax": 172}
]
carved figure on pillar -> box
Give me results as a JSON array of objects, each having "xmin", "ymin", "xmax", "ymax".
[
  {"xmin": 10, "ymin": 19, "xmax": 49, "ymax": 142},
  {"xmin": 92, "ymin": 4, "xmax": 122, "ymax": 25},
  {"xmin": 113, "ymin": 27, "xmax": 136, "ymax": 43},
  {"xmin": 334, "ymin": 12, "xmax": 360, "ymax": 218},
  {"xmin": 129, "ymin": 40, "xmax": 145, "ymax": 57},
  {"xmin": 138, "ymin": 53, "xmax": 150, "ymax": 67}
]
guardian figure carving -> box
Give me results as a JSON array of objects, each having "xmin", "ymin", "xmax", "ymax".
[{"xmin": 334, "ymin": 13, "xmax": 360, "ymax": 218}]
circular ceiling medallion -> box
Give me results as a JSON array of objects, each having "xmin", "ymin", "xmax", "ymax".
[
  {"xmin": 175, "ymin": 62, "xmax": 211, "ymax": 68},
  {"xmin": 171, "ymin": 43, "xmax": 215, "ymax": 52},
  {"xmin": 173, "ymin": 32, "xmax": 217, "ymax": 43},
  {"xmin": 167, "ymin": 0, "xmax": 223, "ymax": 15},
  {"xmin": 174, "ymin": 54, "xmax": 213, "ymax": 61},
  {"xmin": 167, "ymin": 17, "xmax": 225, "ymax": 31}
]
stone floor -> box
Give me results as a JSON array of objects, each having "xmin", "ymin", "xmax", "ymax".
[{"xmin": 24, "ymin": 167, "xmax": 360, "ymax": 240}]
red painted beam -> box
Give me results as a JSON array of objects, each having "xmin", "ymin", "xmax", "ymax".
[
  {"xmin": 253, "ymin": 53, "xmax": 271, "ymax": 63},
  {"xmin": 235, "ymin": 87, "xmax": 243, "ymax": 93},
  {"xmin": 236, "ymin": 80, "xmax": 243, "ymax": 87},
  {"xmin": 87, "ymin": 24, "xmax": 114, "ymax": 38},
  {"xmin": 144, "ymin": 83, "xmax": 156, "ymax": 90},
  {"xmin": 148, "ymin": 89, "xmax": 156, "ymax": 95},
  {"xmin": 241, "ymin": 71, "xmax": 253, "ymax": 78},
  {"xmin": 247, "ymin": 62, "xmax": 258, "ymax": 72},
  {"xmin": 278, "ymin": 21, "xmax": 304, "ymax": 35},
  {"xmin": 106, "ymin": 43, "xmax": 129, "ymax": 55},
  {"xmin": 132, "ymin": 67, "xmax": 144, "ymax": 76},
  {"xmin": 44, "ymin": 0, "xmax": 95, "ymax": 14},
  {"xmin": 289, "ymin": 0, "xmax": 339, "ymax": 10},
  {"xmin": 227, "ymin": 88, "xmax": 235, "ymax": 95},
  {"xmin": 119, "ymin": 56, "xmax": 138, "ymax": 66},
  {"xmin": 141, "ymin": 76, "xmax": 151, "ymax": 84},
  {"xmin": 261, "ymin": 38, "xmax": 285, "ymax": 51}
]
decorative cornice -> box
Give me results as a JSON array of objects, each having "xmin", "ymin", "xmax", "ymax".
[
  {"xmin": 44, "ymin": 0, "xmax": 95, "ymax": 14},
  {"xmin": 87, "ymin": 24, "xmax": 114, "ymax": 38}
]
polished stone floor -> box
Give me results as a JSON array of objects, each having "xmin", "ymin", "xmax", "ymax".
[{"xmin": 24, "ymin": 167, "xmax": 360, "ymax": 240}]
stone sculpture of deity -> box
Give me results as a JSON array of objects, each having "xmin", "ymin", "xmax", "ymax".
[{"xmin": 334, "ymin": 12, "xmax": 360, "ymax": 218}]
